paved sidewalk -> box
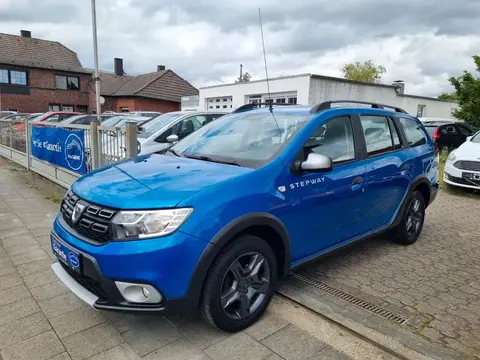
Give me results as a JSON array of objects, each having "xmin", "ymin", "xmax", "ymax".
[{"xmin": 0, "ymin": 157, "xmax": 395, "ymax": 360}]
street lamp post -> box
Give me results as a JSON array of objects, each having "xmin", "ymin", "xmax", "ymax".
[{"xmin": 91, "ymin": 0, "xmax": 101, "ymax": 122}]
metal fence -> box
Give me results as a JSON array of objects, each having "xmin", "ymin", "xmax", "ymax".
[
  {"xmin": 0, "ymin": 119, "xmax": 27, "ymax": 153},
  {"xmin": 0, "ymin": 117, "xmax": 138, "ymax": 188}
]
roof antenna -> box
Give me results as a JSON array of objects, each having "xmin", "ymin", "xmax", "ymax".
[{"xmin": 258, "ymin": 8, "xmax": 280, "ymax": 130}]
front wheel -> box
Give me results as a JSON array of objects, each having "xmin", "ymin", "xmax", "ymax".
[
  {"xmin": 201, "ymin": 235, "xmax": 277, "ymax": 332},
  {"xmin": 391, "ymin": 191, "xmax": 426, "ymax": 245}
]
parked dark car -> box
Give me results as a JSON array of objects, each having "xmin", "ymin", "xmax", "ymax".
[{"xmin": 424, "ymin": 122, "xmax": 474, "ymax": 151}]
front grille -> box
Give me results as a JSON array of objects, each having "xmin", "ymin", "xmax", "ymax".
[
  {"xmin": 61, "ymin": 191, "xmax": 118, "ymax": 244},
  {"xmin": 454, "ymin": 160, "xmax": 480, "ymax": 171},
  {"xmin": 61, "ymin": 262, "xmax": 108, "ymax": 299}
]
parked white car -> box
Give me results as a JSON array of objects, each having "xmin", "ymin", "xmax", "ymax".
[
  {"xmin": 137, "ymin": 111, "xmax": 226, "ymax": 155},
  {"xmin": 444, "ymin": 131, "xmax": 480, "ymax": 190}
]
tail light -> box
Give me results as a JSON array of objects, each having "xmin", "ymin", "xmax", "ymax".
[{"xmin": 432, "ymin": 127, "xmax": 440, "ymax": 156}]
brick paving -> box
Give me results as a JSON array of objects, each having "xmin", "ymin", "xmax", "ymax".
[
  {"xmin": 0, "ymin": 157, "xmax": 393, "ymax": 360},
  {"xmin": 296, "ymin": 188, "xmax": 480, "ymax": 358}
]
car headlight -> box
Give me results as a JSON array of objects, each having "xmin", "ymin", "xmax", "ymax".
[
  {"xmin": 111, "ymin": 208, "xmax": 193, "ymax": 240},
  {"xmin": 447, "ymin": 151, "xmax": 456, "ymax": 161}
]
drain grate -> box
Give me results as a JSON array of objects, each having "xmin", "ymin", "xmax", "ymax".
[{"xmin": 290, "ymin": 273, "xmax": 409, "ymax": 326}]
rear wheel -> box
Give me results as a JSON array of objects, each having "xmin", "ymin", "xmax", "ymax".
[
  {"xmin": 391, "ymin": 191, "xmax": 426, "ymax": 245},
  {"xmin": 201, "ymin": 235, "xmax": 277, "ymax": 332}
]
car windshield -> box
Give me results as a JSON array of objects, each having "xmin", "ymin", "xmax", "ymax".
[
  {"xmin": 114, "ymin": 117, "xmax": 147, "ymax": 127},
  {"xmin": 62, "ymin": 115, "xmax": 88, "ymax": 124},
  {"xmin": 101, "ymin": 116, "xmax": 127, "ymax": 126},
  {"xmin": 171, "ymin": 111, "xmax": 314, "ymax": 167},
  {"xmin": 138, "ymin": 112, "xmax": 184, "ymax": 138},
  {"xmin": 472, "ymin": 131, "xmax": 480, "ymax": 143}
]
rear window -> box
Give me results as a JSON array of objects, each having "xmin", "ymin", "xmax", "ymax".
[{"xmin": 398, "ymin": 118, "xmax": 427, "ymax": 147}]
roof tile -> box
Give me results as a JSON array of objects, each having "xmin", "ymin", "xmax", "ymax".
[{"xmin": 0, "ymin": 33, "xmax": 87, "ymax": 73}]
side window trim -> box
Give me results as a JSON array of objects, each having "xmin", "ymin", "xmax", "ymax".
[{"xmin": 387, "ymin": 117, "xmax": 403, "ymax": 150}]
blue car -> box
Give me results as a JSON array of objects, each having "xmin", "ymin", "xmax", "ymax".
[{"xmin": 51, "ymin": 100, "xmax": 438, "ymax": 332}]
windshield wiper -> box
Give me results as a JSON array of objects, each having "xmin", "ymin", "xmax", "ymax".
[{"xmin": 184, "ymin": 154, "xmax": 241, "ymax": 167}]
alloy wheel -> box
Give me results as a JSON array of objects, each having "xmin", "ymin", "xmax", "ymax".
[
  {"xmin": 220, "ymin": 252, "xmax": 271, "ymax": 320},
  {"xmin": 406, "ymin": 198, "xmax": 423, "ymax": 239}
]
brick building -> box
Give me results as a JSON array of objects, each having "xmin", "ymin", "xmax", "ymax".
[
  {"xmin": 1, "ymin": 31, "xmax": 199, "ymax": 114},
  {"xmin": 0, "ymin": 30, "xmax": 91, "ymax": 113},
  {"xmin": 90, "ymin": 58, "xmax": 198, "ymax": 113}
]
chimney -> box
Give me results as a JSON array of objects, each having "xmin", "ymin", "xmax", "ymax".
[
  {"xmin": 157, "ymin": 65, "xmax": 166, "ymax": 72},
  {"xmin": 392, "ymin": 80, "xmax": 405, "ymax": 95},
  {"xmin": 114, "ymin": 58, "xmax": 124, "ymax": 76},
  {"xmin": 20, "ymin": 30, "xmax": 31, "ymax": 38}
]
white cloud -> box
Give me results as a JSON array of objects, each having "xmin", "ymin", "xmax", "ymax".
[{"xmin": 1, "ymin": 0, "xmax": 480, "ymax": 97}]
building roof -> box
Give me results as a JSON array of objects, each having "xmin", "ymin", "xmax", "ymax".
[
  {"xmin": 99, "ymin": 69, "xmax": 198, "ymax": 103},
  {"xmin": 199, "ymin": 73, "xmax": 456, "ymax": 103},
  {"xmin": 0, "ymin": 33, "xmax": 88, "ymax": 73}
]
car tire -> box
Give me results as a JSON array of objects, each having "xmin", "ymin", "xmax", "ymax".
[
  {"xmin": 391, "ymin": 191, "xmax": 426, "ymax": 245},
  {"xmin": 201, "ymin": 235, "xmax": 277, "ymax": 332}
]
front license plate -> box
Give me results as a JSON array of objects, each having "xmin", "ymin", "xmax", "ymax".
[{"xmin": 51, "ymin": 235, "xmax": 81, "ymax": 273}]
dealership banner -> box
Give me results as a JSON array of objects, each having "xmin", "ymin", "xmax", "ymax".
[{"xmin": 31, "ymin": 126, "xmax": 87, "ymax": 174}]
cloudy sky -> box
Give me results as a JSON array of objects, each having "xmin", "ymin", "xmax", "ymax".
[{"xmin": 2, "ymin": 0, "xmax": 480, "ymax": 97}]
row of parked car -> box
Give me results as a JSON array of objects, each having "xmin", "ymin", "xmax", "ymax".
[{"xmin": 0, "ymin": 109, "xmax": 230, "ymax": 156}]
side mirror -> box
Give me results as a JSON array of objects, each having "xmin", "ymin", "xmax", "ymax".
[
  {"xmin": 300, "ymin": 153, "xmax": 332, "ymax": 172},
  {"xmin": 166, "ymin": 134, "xmax": 179, "ymax": 144},
  {"xmin": 466, "ymin": 136, "xmax": 472, "ymax": 141}
]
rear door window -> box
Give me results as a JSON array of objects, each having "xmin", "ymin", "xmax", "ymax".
[
  {"xmin": 398, "ymin": 118, "xmax": 427, "ymax": 147},
  {"xmin": 360, "ymin": 116, "xmax": 394, "ymax": 156},
  {"xmin": 456, "ymin": 124, "xmax": 473, "ymax": 136}
]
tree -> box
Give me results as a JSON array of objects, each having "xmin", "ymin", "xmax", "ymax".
[
  {"xmin": 449, "ymin": 55, "xmax": 480, "ymax": 128},
  {"xmin": 437, "ymin": 92, "xmax": 457, "ymax": 101},
  {"xmin": 341, "ymin": 60, "xmax": 386, "ymax": 83},
  {"xmin": 236, "ymin": 72, "xmax": 251, "ymax": 83}
]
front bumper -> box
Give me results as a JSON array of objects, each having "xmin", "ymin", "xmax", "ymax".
[
  {"xmin": 51, "ymin": 215, "xmax": 209, "ymax": 314},
  {"xmin": 444, "ymin": 161, "xmax": 480, "ymax": 190}
]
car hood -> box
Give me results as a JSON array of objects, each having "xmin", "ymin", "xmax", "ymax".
[
  {"xmin": 454, "ymin": 141, "xmax": 480, "ymax": 159},
  {"xmin": 72, "ymin": 153, "xmax": 252, "ymax": 209}
]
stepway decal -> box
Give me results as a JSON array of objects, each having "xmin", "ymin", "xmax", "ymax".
[
  {"xmin": 289, "ymin": 177, "xmax": 325, "ymax": 190},
  {"xmin": 31, "ymin": 127, "xmax": 87, "ymax": 174}
]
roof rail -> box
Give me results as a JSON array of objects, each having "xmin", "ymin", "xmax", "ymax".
[
  {"xmin": 232, "ymin": 102, "xmax": 296, "ymax": 114},
  {"xmin": 310, "ymin": 100, "xmax": 408, "ymax": 114}
]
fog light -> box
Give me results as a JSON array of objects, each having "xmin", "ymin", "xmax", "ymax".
[{"xmin": 115, "ymin": 282, "xmax": 162, "ymax": 304}]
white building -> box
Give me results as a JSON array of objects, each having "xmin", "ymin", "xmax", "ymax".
[{"xmin": 185, "ymin": 73, "xmax": 457, "ymax": 118}]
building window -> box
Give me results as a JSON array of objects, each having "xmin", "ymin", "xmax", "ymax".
[
  {"xmin": 265, "ymin": 99, "xmax": 273, "ymax": 105},
  {"xmin": 276, "ymin": 98, "xmax": 286, "ymax": 104},
  {"xmin": 10, "ymin": 71, "xmax": 27, "ymax": 85},
  {"xmin": 223, "ymin": 98, "xmax": 228, "ymax": 102},
  {"xmin": 61, "ymin": 105, "xmax": 74, "ymax": 112},
  {"xmin": 417, "ymin": 104, "xmax": 426, "ymax": 117},
  {"xmin": 120, "ymin": 107, "xmax": 129, "ymax": 113},
  {"xmin": 223, "ymin": 105, "xmax": 227, "ymax": 108},
  {"xmin": 216, "ymin": 105, "xmax": 220, "ymax": 109},
  {"xmin": 48, "ymin": 104, "xmax": 61, "ymax": 112},
  {"xmin": 216, "ymin": 99, "xmax": 220, "ymax": 102},
  {"xmin": 0, "ymin": 69, "xmax": 28, "ymax": 86},
  {"xmin": 209, "ymin": 99, "xmax": 213, "ymax": 103},
  {"xmin": 76, "ymin": 105, "xmax": 88, "ymax": 113},
  {"xmin": 209, "ymin": 106, "xmax": 213, "ymax": 109},
  {"xmin": 288, "ymin": 97, "xmax": 297, "ymax": 104},
  {"xmin": 55, "ymin": 75, "xmax": 80, "ymax": 90},
  {"xmin": 230, "ymin": 105, "xmax": 233, "ymax": 108}
]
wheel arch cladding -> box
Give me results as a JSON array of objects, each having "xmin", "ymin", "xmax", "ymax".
[
  {"xmin": 413, "ymin": 180, "xmax": 431, "ymax": 208},
  {"xmin": 183, "ymin": 212, "xmax": 291, "ymax": 316}
]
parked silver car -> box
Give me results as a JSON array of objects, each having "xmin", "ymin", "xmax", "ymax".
[{"xmin": 137, "ymin": 111, "xmax": 227, "ymax": 155}]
